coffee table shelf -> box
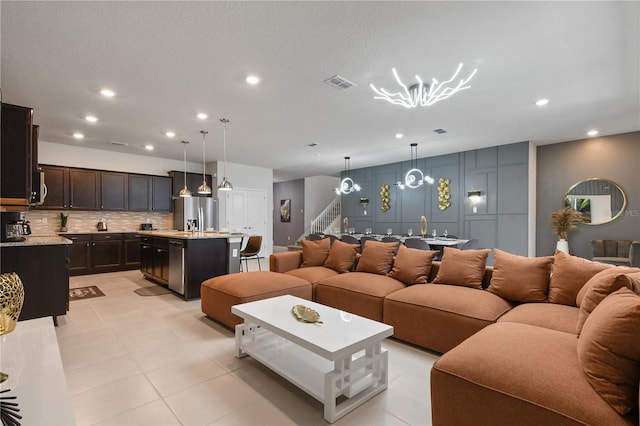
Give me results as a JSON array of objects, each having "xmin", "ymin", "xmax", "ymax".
[{"xmin": 232, "ymin": 295, "xmax": 393, "ymax": 423}]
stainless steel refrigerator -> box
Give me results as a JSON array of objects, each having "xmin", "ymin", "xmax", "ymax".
[{"xmin": 173, "ymin": 197, "xmax": 219, "ymax": 231}]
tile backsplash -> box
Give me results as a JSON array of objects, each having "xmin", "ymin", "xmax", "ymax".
[{"xmin": 25, "ymin": 210, "xmax": 173, "ymax": 236}]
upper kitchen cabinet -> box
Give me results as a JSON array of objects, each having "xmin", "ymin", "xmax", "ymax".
[
  {"xmin": 69, "ymin": 168, "xmax": 99, "ymax": 210},
  {"xmin": 170, "ymin": 171, "xmax": 212, "ymax": 197},
  {"xmin": 152, "ymin": 176, "xmax": 172, "ymax": 212},
  {"xmin": 39, "ymin": 165, "xmax": 69, "ymax": 209},
  {"xmin": 101, "ymin": 171, "xmax": 128, "ymax": 210},
  {"xmin": 1, "ymin": 103, "xmax": 34, "ymax": 207}
]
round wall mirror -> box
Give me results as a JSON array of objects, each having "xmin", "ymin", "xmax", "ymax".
[{"xmin": 564, "ymin": 178, "xmax": 627, "ymax": 225}]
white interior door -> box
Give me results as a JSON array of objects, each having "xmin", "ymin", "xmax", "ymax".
[{"xmin": 226, "ymin": 188, "xmax": 268, "ymax": 256}]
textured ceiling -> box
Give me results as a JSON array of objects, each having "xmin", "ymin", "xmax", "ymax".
[{"xmin": 1, "ymin": 1, "xmax": 639, "ymax": 181}]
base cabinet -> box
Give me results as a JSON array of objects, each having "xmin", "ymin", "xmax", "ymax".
[
  {"xmin": 0, "ymin": 244, "xmax": 69, "ymax": 323},
  {"xmin": 66, "ymin": 233, "xmax": 140, "ymax": 276}
]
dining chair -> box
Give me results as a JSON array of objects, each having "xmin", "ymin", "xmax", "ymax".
[
  {"xmin": 381, "ymin": 236, "xmax": 401, "ymax": 243},
  {"xmin": 459, "ymin": 239, "xmax": 479, "ymax": 250},
  {"xmin": 323, "ymin": 234, "xmax": 338, "ymax": 245},
  {"xmin": 404, "ymin": 238, "xmax": 431, "ymax": 250},
  {"xmin": 360, "ymin": 236, "xmax": 378, "ymax": 249},
  {"xmin": 240, "ymin": 235, "xmax": 262, "ymax": 272},
  {"xmin": 341, "ymin": 234, "xmax": 360, "ymax": 245},
  {"xmin": 438, "ymin": 234, "xmax": 458, "ymax": 239},
  {"xmin": 307, "ymin": 233, "xmax": 324, "ymax": 241}
]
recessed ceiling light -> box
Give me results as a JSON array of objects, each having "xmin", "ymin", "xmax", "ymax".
[
  {"xmin": 535, "ymin": 98, "xmax": 549, "ymax": 106},
  {"xmin": 100, "ymin": 89, "xmax": 116, "ymax": 97},
  {"xmin": 166, "ymin": 131, "xmax": 176, "ymax": 138},
  {"xmin": 197, "ymin": 113, "xmax": 208, "ymax": 120},
  {"xmin": 587, "ymin": 129, "xmax": 599, "ymax": 137},
  {"xmin": 145, "ymin": 144, "xmax": 154, "ymax": 151},
  {"xmin": 85, "ymin": 115, "xmax": 98, "ymax": 122},
  {"xmin": 395, "ymin": 133, "xmax": 404, "ymax": 139},
  {"xmin": 73, "ymin": 132, "xmax": 84, "ymax": 139},
  {"xmin": 308, "ymin": 142, "xmax": 318, "ymax": 147},
  {"xmin": 246, "ymin": 75, "xmax": 260, "ymax": 85}
]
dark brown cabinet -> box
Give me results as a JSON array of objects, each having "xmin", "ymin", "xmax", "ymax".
[
  {"xmin": 66, "ymin": 233, "xmax": 140, "ymax": 276},
  {"xmin": 152, "ymin": 176, "xmax": 172, "ymax": 212},
  {"xmin": 1, "ymin": 103, "xmax": 33, "ymax": 205},
  {"xmin": 69, "ymin": 168, "xmax": 99, "ymax": 210},
  {"xmin": 151, "ymin": 237, "xmax": 170, "ymax": 284},
  {"xmin": 101, "ymin": 172, "xmax": 128, "ymax": 210},
  {"xmin": 66, "ymin": 234, "xmax": 92, "ymax": 275},
  {"xmin": 170, "ymin": 171, "xmax": 212, "ymax": 197},
  {"xmin": 39, "ymin": 165, "xmax": 68, "ymax": 209},
  {"xmin": 140, "ymin": 236, "xmax": 153, "ymax": 275},
  {"xmin": 1, "ymin": 243, "xmax": 69, "ymax": 324},
  {"xmin": 128, "ymin": 174, "xmax": 151, "ymax": 211}
]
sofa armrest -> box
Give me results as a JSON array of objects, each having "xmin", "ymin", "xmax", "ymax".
[
  {"xmin": 269, "ymin": 251, "xmax": 303, "ymax": 273},
  {"xmin": 629, "ymin": 241, "xmax": 640, "ymax": 267}
]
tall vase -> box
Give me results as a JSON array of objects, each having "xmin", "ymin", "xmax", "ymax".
[
  {"xmin": 556, "ymin": 239, "xmax": 569, "ymax": 253},
  {"xmin": 0, "ymin": 272, "xmax": 25, "ymax": 383}
]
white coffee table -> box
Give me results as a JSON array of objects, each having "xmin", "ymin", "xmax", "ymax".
[{"xmin": 232, "ymin": 295, "xmax": 393, "ymax": 423}]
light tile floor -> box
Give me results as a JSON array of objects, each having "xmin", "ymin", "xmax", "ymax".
[{"xmin": 57, "ymin": 259, "xmax": 439, "ymax": 425}]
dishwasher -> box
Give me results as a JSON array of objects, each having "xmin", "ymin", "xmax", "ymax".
[{"xmin": 168, "ymin": 239, "xmax": 185, "ymax": 295}]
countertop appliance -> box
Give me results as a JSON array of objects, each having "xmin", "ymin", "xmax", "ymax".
[
  {"xmin": 168, "ymin": 239, "xmax": 185, "ymax": 295},
  {"xmin": 1, "ymin": 211, "xmax": 26, "ymax": 242},
  {"xmin": 140, "ymin": 223, "xmax": 153, "ymax": 231},
  {"xmin": 21, "ymin": 220, "xmax": 31, "ymax": 235},
  {"xmin": 173, "ymin": 197, "xmax": 218, "ymax": 232},
  {"xmin": 97, "ymin": 218, "xmax": 108, "ymax": 231}
]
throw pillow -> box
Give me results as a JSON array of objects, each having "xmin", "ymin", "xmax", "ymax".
[
  {"xmin": 488, "ymin": 249, "xmax": 553, "ymax": 303},
  {"xmin": 576, "ymin": 268, "xmax": 640, "ymax": 335},
  {"xmin": 388, "ymin": 244, "xmax": 438, "ymax": 285},
  {"xmin": 577, "ymin": 288, "xmax": 640, "ymax": 415},
  {"xmin": 432, "ymin": 247, "xmax": 491, "ymax": 289},
  {"xmin": 356, "ymin": 240, "xmax": 399, "ymax": 275},
  {"xmin": 300, "ymin": 238, "xmax": 331, "ymax": 267},
  {"xmin": 547, "ymin": 250, "xmax": 614, "ymax": 306},
  {"xmin": 323, "ymin": 240, "xmax": 360, "ymax": 273}
]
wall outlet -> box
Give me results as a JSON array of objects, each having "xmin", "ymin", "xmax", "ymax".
[
  {"xmin": 473, "ymin": 206, "xmax": 478, "ymax": 213},
  {"xmin": 287, "ymin": 236, "xmax": 290, "ymax": 240},
  {"xmin": 232, "ymin": 249, "xmax": 238, "ymax": 257},
  {"xmin": 42, "ymin": 217, "xmax": 48, "ymax": 224}
]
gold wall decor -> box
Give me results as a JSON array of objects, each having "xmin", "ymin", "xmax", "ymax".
[
  {"xmin": 437, "ymin": 178, "xmax": 451, "ymax": 210},
  {"xmin": 0, "ymin": 272, "xmax": 24, "ymax": 383},
  {"xmin": 380, "ymin": 184, "xmax": 391, "ymax": 212}
]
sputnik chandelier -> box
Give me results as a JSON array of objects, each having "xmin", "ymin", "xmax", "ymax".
[
  {"xmin": 335, "ymin": 156, "xmax": 361, "ymax": 195},
  {"xmin": 396, "ymin": 143, "xmax": 434, "ymax": 190},
  {"xmin": 370, "ymin": 63, "xmax": 477, "ymax": 108}
]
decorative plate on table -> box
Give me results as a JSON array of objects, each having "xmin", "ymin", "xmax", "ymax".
[{"xmin": 291, "ymin": 305, "xmax": 323, "ymax": 324}]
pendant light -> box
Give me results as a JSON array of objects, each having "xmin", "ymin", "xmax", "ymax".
[
  {"xmin": 396, "ymin": 143, "xmax": 434, "ymax": 190},
  {"xmin": 179, "ymin": 140, "xmax": 192, "ymax": 197},
  {"xmin": 217, "ymin": 118, "xmax": 233, "ymax": 191},
  {"xmin": 335, "ymin": 156, "xmax": 361, "ymax": 195},
  {"xmin": 197, "ymin": 130, "xmax": 212, "ymax": 194}
]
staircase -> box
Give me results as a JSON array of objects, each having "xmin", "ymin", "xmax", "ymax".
[{"xmin": 310, "ymin": 195, "xmax": 341, "ymax": 235}]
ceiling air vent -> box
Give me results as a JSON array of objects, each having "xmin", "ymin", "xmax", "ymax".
[
  {"xmin": 433, "ymin": 128, "xmax": 447, "ymax": 134},
  {"xmin": 324, "ymin": 75, "xmax": 356, "ymax": 90},
  {"xmin": 109, "ymin": 140, "xmax": 129, "ymax": 146}
]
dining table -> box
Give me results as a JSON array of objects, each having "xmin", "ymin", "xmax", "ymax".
[{"xmin": 333, "ymin": 233, "xmax": 468, "ymax": 247}]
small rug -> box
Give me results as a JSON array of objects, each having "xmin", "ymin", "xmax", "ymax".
[
  {"xmin": 134, "ymin": 286, "xmax": 173, "ymax": 296},
  {"xmin": 69, "ymin": 286, "xmax": 105, "ymax": 301}
]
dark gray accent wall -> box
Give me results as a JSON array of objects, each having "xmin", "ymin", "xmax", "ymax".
[
  {"xmin": 536, "ymin": 131, "xmax": 640, "ymax": 259},
  {"xmin": 341, "ymin": 141, "xmax": 530, "ymax": 261},
  {"xmin": 273, "ymin": 179, "xmax": 304, "ymax": 246}
]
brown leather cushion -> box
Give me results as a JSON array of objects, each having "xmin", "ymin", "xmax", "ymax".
[
  {"xmin": 497, "ymin": 303, "xmax": 579, "ymax": 334},
  {"xmin": 576, "ymin": 268, "xmax": 640, "ymax": 335},
  {"xmin": 548, "ymin": 250, "xmax": 614, "ymax": 306},
  {"xmin": 577, "ymin": 288, "xmax": 640, "ymax": 415},
  {"xmin": 300, "ymin": 238, "xmax": 330, "ymax": 267},
  {"xmin": 323, "ymin": 240, "xmax": 359, "ymax": 273},
  {"xmin": 201, "ymin": 271, "xmax": 312, "ymax": 328},
  {"xmin": 284, "ymin": 266, "xmax": 338, "ymax": 284},
  {"xmin": 488, "ymin": 249, "xmax": 553, "ymax": 302},
  {"xmin": 432, "ymin": 247, "xmax": 490, "ymax": 289},
  {"xmin": 356, "ymin": 240, "xmax": 399, "ymax": 275},
  {"xmin": 388, "ymin": 244, "xmax": 438, "ymax": 285}
]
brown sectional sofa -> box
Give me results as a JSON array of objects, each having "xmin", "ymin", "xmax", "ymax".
[{"xmin": 260, "ymin": 240, "xmax": 640, "ymax": 425}]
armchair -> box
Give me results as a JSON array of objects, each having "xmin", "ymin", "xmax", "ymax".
[{"xmin": 591, "ymin": 239, "xmax": 640, "ymax": 267}]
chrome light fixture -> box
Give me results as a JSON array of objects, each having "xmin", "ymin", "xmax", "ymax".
[
  {"xmin": 179, "ymin": 140, "xmax": 192, "ymax": 197},
  {"xmin": 468, "ymin": 190, "xmax": 482, "ymax": 204},
  {"xmin": 197, "ymin": 130, "xmax": 212, "ymax": 194},
  {"xmin": 397, "ymin": 143, "xmax": 434, "ymax": 190},
  {"xmin": 217, "ymin": 118, "xmax": 233, "ymax": 191},
  {"xmin": 335, "ymin": 156, "xmax": 361, "ymax": 195},
  {"xmin": 370, "ymin": 63, "xmax": 477, "ymax": 108}
]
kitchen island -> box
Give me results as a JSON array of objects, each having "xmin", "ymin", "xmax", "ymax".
[
  {"xmin": 0, "ymin": 235, "xmax": 72, "ymax": 324},
  {"xmin": 138, "ymin": 230, "xmax": 244, "ymax": 300}
]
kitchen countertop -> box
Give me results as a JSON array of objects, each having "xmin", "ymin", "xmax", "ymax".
[
  {"xmin": 138, "ymin": 230, "xmax": 247, "ymax": 240},
  {"xmin": 0, "ymin": 235, "xmax": 72, "ymax": 247}
]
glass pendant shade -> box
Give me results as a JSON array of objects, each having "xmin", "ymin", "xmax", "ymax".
[
  {"xmin": 179, "ymin": 140, "xmax": 192, "ymax": 197},
  {"xmin": 217, "ymin": 118, "xmax": 233, "ymax": 191},
  {"xmin": 335, "ymin": 157, "xmax": 360, "ymax": 195},
  {"xmin": 198, "ymin": 130, "xmax": 212, "ymax": 195}
]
